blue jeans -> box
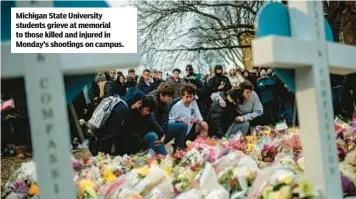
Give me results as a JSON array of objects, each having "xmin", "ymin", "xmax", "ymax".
[
  {"xmin": 166, "ymin": 122, "xmax": 187, "ymax": 150},
  {"xmin": 143, "ymin": 132, "xmax": 168, "ymax": 155},
  {"xmin": 143, "ymin": 122, "xmax": 187, "ymax": 155}
]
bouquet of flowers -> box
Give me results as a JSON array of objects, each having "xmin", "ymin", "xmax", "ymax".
[
  {"xmin": 261, "ymin": 144, "xmax": 279, "ymax": 163},
  {"xmin": 172, "ymin": 167, "xmax": 196, "ymax": 195}
]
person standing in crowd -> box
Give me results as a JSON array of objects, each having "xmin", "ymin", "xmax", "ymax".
[
  {"xmin": 104, "ymin": 69, "xmax": 117, "ymax": 97},
  {"xmin": 185, "ymin": 64, "xmax": 203, "ymax": 89},
  {"xmin": 208, "ymin": 89, "xmax": 242, "ymax": 138},
  {"xmin": 184, "ymin": 64, "xmax": 207, "ymax": 117},
  {"xmin": 204, "ymin": 73, "xmax": 210, "ymax": 82},
  {"xmin": 123, "ymin": 96, "xmax": 168, "ymax": 155},
  {"xmin": 211, "ymin": 81, "xmax": 263, "ymax": 136},
  {"xmin": 228, "ymin": 68, "xmax": 245, "ymax": 89},
  {"xmin": 148, "ymin": 83, "xmax": 187, "ymax": 153},
  {"xmin": 151, "ymin": 69, "xmax": 162, "ymax": 88},
  {"xmin": 87, "ymin": 88, "xmax": 145, "ymax": 155},
  {"xmin": 169, "ymin": 84, "xmax": 209, "ymax": 141},
  {"xmin": 248, "ymin": 67, "xmax": 259, "ymax": 89},
  {"xmin": 95, "ymin": 73, "xmax": 107, "ymax": 99},
  {"xmin": 342, "ymin": 73, "xmax": 356, "ymax": 117},
  {"xmin": 166, "ymin": 68, "xmax": 186, "ymax": 99},
  {"xmin": 256, "ymin": 69, "xmax": 277, "ymax": 125},
  {"xmin": 157, "ymin": 71, "xmax": 164, "ymax": 84},
  {"xmin": 206, "ymin": 65, "xmax": 232, "ymax": 95},
  {"xmin": 137, "ymin": 69, "xmax": 156, "ymax": 94},
  {"xmin": 116, "ymin": 74, "xmax": 127, "ymax": 97},
  {"xmin": 126, "ymin": 68, "xmax": 139, "ymax": 88}
]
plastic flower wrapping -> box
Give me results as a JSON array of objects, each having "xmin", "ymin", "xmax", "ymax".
[{"xmin": 3, "ymin": 119, "xmax": 356, "ymax": 199}]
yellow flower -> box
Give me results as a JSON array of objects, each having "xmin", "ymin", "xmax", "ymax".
[
  {"xmin": 247, "ymin": 143, "xmax": 255, "ymax": 152},
  {"xmin": 137, "ymin": 166, "xmax": 150, "ymax": 177},
  {"xmin": 78, "ymin": 179, "xmax": 96, "ymax": 195},
  {"xmin": 299, "ymin": 179, "xmax": 313, "ymax": 197},
  {"xmin": 103, "ymin": 169, "xmax": 117, "ymax": 183},
  {"xmin": 186, "ymin": 140, "xmax": 192, "ymax": 147},
  {"xmin": 281, "ymin": 176, "xmax": 292, "ymax": 185}
]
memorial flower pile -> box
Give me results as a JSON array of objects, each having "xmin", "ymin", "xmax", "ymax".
[{"xmin": 3, "ymin": 118, "xmax": 356, "ymax": 199}]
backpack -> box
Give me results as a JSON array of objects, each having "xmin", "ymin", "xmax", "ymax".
[{"xmin": 87, "ymin": 95, "xmax": 127, "ymax": 130}]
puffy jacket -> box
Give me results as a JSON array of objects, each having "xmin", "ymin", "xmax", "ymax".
[
  {"xmin": 126, "ymin": 75, "xmax": 138, "ymax": 88},
  {"xmin": 208, "ymin": 93, "xmax": 239, "ymax": 138},
  {"xmin": 206, "ymin": 74, "xmax": 232, "ymax": 95},
  {"xmin": 166, "ymin": 77, "xmax": 186, "ymax": 99},
  {"xmin": 104, "ymin": 80, "xmax": 117, "ymax": 97},
  {"xmin": 137, "ymin": 77, "xmax": 156, "ymax": 94}
]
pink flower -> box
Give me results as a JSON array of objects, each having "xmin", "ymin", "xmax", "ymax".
[
  {"xmin": 261, "ymin": 145, "xmax": 278, "ymax": 163},
  {"xmin": 228, "ymin": 139, "xmax": 246, "ymax": 151},
  {"xmin": 174, "ymin": 149, "xmax": 186, "ymax": 160}
]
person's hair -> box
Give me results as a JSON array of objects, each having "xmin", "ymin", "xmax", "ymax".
[
  {"xmin": 142, "ymin": 97, "xmax": 157, "ymax": 112},
  {"xmin": 239, "ymin": 80, "xmax": 254, "ymax": 91},
  {"xmin": 143, "ymin": 69, "xmax": 151, "ymax": 74},
  {"xmin": 226, "ymin": 89, "xmax": 242, "ymax": 102},
  {"xmin": 173, "ymin": 68, "xmax": 181, "ymax": 74},
  {"xmin": 180, "ymin": 83, "xmax": 196, "ymax": 96},
  {"xmin": 157, "ymin": 83, "xmax": 174, "ymax": 97},
  {"xmin": 158, "ymin": 71, "xmax": 163, "ymax": 74},
  {"xmin": 229, "ymin": 68, "xmax": 237, "ymax": 77},
  {"xmin": 128, "ymin": 69, "xmax": 135, "ymax": 73},
  {"xmin": 117, "ymin": 74, "xmax": 125, "ymax": 82}
]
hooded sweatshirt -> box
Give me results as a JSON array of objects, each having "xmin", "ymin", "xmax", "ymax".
[{"xmin": 104, "ymin": 88, "xmax": 145, "ymax": 134}]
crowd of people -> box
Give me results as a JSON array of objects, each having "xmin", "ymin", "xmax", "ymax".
[
  {"xmin": 1, "ymin": 64, "xmax": 355, "ymax": 157},
  {"xmin": 78, "ymin": 64, "xmax": 355, "ymax": 156}
]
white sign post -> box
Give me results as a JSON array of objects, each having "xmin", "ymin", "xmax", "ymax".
[
  {"xmin": 1, "ymin": 1, "xmax": 139, "ymax": 198},
  {"xmin": 253, "ymin": 1, "xmax": 356, "ymax": 199}
]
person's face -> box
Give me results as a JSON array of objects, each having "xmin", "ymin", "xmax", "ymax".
[
  {"xmin": 152, "ymin": 72, "xmax": 157, "ymax": 78},
  {"xmin": 140, "ymin": 107, "xmax": 151, "ymax": 116},
  {"xmin": 143, "ymin": 71, "xmax": 151, "ymax": 81},
  {"xmin": 185, "ymin": 70, "xmax": 190, "ymax": 77},
  {"xmin": 109, "ymin": 70, "xmax": 116, "ymax": 79},
  {"xmin": 236, "ymin": 70, "xmax": 242, "ymax": 75},
  {"xmin": 216, "ymin": 69, "xmax": 223, "ymax": 74},
  {"xmin": 130, "ymin": 100, "xmax": 143, "ymax": 110},
  {"xmin": 243, "ymin": 89, "xmax": 252, "ymax": 100},
  {"xmin": 160, "ymin": 94, "xmax": 172, "ymax": 104},
  {"xmin": 252, "ymin": 69, "xmax": 257, "ymax": 73},
  {"xmin": 227, "ymin": 95, "xmax": 237, "ymax": 105},
  {"xmin": 157, "ymin": 73, "xmax": 162, "ymax": 80},
  {"xmin": 173, "ymin": 71, "xmax": 180, "ymax": 79},
  {"xmin": 244, "ymin": 72, "xmax": 249, "ymax": 77},
  {"xmin": 230, "ymin": 69, "xmax": 236, "ymax": 76},
  {"xmin": 260, "ymin": 69, "xmax": 267, "ymax": 78},
  {"xmin": 129, "ymin": 72, "xmax": 135, "ymax": 79},
  {"xmin": 119, "ymin": 76, "xmax": 125, "ymax": 83},
  {"xmin": 182, "ymin": 92, "xmax": 194, "ymax": 106},
  {"xmin": 267, "ymin": 68, "xmax": 273, "ymax": 75}
]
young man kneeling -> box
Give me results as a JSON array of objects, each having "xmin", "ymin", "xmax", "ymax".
[{"xmin": 169, "ymin": 84, "xmax": 208, "ymax": 142}]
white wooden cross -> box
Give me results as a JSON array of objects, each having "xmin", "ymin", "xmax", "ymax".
[
  {"xmin": 253, "ymin": 1, "xmax": 356, "ymax": 199},
  {"xmin": 1, "ymin": 1, "xmax": 139, "ymax": 198}
]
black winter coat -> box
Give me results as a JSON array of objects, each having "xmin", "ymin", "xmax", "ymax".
[
  {"xmin": 147, "ymin": 90, "xmax": 170, "ymax": 134},
  {"xmin": 208, "ymin": 93, "xmax": 239, "ymax": 138},
  {"xmin": 206, "ymin": 75, "xmax": 232, "ymax": 95},
  {"xmin": 137, "ymin": 77, "xmax": 156, "ymax": 94},
  {"xmin": 126, "ymin": 75, "xmax": 138, "ymax": 88}
]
